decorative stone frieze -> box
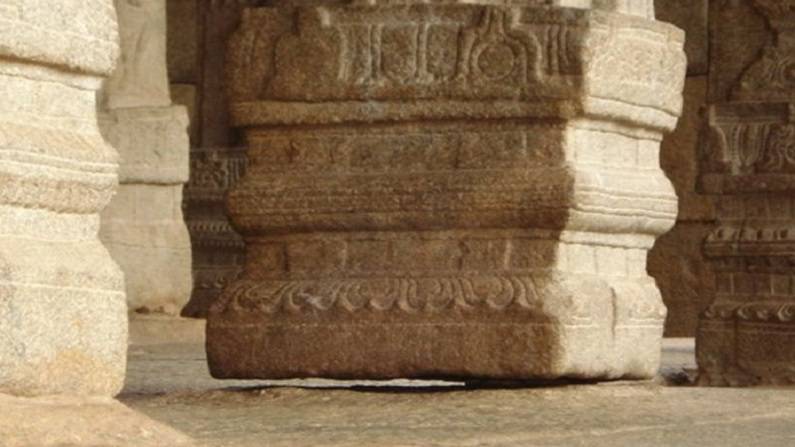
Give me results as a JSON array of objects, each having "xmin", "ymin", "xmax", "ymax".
[
  {"xmin": 100, "ymin": 0, "xmax": 193, "ymax": 315},
  {"xmin": 207, "ymin": 0, "xmax": 685, "ymax": 380},
  {"xmin": 0, "ymin": 0, "xmax": 127, "ymax": 396},
  {"xmin": 697, "ymin": 0, "xmax": 795, "ymax": 386}
]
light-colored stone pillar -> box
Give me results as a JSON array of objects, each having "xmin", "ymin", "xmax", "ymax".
[
  {"xmin": 100, "ymin": 0, "xmax": 193, "ymax": 315},
  {"xmin": 207, "ymin": 0, "xmax": 685, "ymax": 380},
  {"xmin": 697, "ymin": 0, "xmax": 795, "ymax": 386},
  {"xmin": 0, "ymin": 0, "xmax": 126, "ymax": 396}
]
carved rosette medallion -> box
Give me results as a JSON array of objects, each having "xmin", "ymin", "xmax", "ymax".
[{"xmin": 207, "ymin": 0, "xmax": 685, "ymax": 381}]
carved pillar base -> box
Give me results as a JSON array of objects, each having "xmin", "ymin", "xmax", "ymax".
[
  {"xmin": 207, "ymin": 2, "xmax": 685, "ymax": 381},
  {"xmin": 0, "ymin": 0, "xmax": 126, "ymax": 396},
  {"xmin": 99, "ymin": 107, "xmax": 193, "ymax": 314},
  {"xmin": 697, "ymin": 102, "xmax": 795, "ymax": 386}
]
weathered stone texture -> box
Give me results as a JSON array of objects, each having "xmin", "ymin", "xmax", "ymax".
[
  {"xmin": 181, "ymin": 0, "xmax": 259, "ymax": 318},
  {"xmin": 167, "ymin": 1, "xmax": 200, "ymax": 144},
  {"xmin": 654, "ymin": 0, "xmax": 708, "ymax": 75},
  {"xmin": 649, "ymin": 222, "xmax": 715, "ymax": 337},
  {"xmin": 696, "ymin": 0, "xmax": 795, "ymax": 386},
  {"xmin": 171, "ymin": 82, "xmax": 199, "ymax": 144},
  {"xmin": 167, "ymin": 0, "xmax": 200, "ymax": 84},
  {"xmin": 707, "ymin": 0, "xmax": 769, "ymax": 102},
  {"xmin": 0, "ymin": 395, "xmax": 195, "ymax": 447},
  {"xmin": 198, "ymin": 0, "xmax": 259, "ymax": 148},
  {"xmin": 649, "ymin": 77, "xmax": 715, "ymax": 337},
  {"xmin": 101, "ymin": 0, "xmax": 193, "ymax": 315},
  {"xmin": 0, "ymin": 0, "xmax": 127, "ymax": 396},
  {"xmin": 207, "ymin": 1, "xmax": 686, "ymax": 381},
  {"xmin": 182, "ymin": 146, "xmax": 247, "ymax": 318}
]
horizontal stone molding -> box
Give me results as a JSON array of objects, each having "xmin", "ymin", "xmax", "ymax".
[
  {"xmin": 0, "ymin": 1, "xmax": 118, "ymax": 77},
  {"xmin": 214, "ymin": 275, "xmax": 665, "ymax": 321},
  {"xmin": 228, "ymin": 5, "xmax": 683, "ymax": 127}
]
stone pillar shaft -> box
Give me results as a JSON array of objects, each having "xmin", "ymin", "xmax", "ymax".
[
  {"xmin": 0, "ymin": 0, "xmax": 126, "ymax": 396},
  {"xmin": 100, "ymin": 0, "xmax": 193, "ymax": 315},
  {"xmin": 208, "ymin": 1, "xmax": 685, "ymax": 380}
]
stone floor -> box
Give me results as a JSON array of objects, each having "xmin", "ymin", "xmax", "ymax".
[{"xmin": 114, "ymin": 317, "xmax": 795, "ymax": 447}]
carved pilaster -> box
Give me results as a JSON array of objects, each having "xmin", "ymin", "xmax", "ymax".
[{"xmin": 697, "ymin": 0, "xmax": 795, "ymax": 386}]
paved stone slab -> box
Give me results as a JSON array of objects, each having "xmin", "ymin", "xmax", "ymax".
[
  {"xmin": 100, "ymin": 0, "xmax": 193, "ymax": 315},
  {"xmin": 120, "ymin": 338, "xmax": 795, "ymax": 447},
  {"xmin": 0, "ymin": 394, "xmax": 195, "ymax": 447}
]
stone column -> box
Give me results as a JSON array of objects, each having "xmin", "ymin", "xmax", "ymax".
[
  {"xmin": 207, "ymin": 0, "xmax": 685, "ymax": 380},
  {"xmin": 0, "ymin": 0, "xmax": 126, "ymax": 396},
  {"xmin": 697, "ymin": 0, "xmax": 795, "ymax": 386},
  {"xmin": 100, "ymin": 0, "xmax": 193, "ymax": 315}
]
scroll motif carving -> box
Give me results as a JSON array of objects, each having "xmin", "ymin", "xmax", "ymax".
[{"xmin": 220, "ymin": 276, "xmax": 545, "ymax": 314}]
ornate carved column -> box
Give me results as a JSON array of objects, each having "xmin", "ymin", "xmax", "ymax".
[
  {"xmin": 697, "ymin": 0, "xmax": 795, "ymax": 386},
  {"xmin": 100, "ymin": 0, "xmax": 193, "ymax": 315},
  {"xmin": 207, "ymin": 0, "xmax": 685, "ymax": 380},
  {"xmin": 0, "ymin": 0, "xmax": 126, "ymax": 396}
]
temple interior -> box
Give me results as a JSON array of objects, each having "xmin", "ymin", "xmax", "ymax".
[{"xmin": 2, "ymin": 1, "xmax": 795, "ymax": 446}]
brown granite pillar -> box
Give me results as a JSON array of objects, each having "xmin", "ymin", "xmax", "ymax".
[
  {"xmin": 697, "ymin": 0, "xmax": 795, "ymax": 386},
  {"xmin": 181, "ymin": 0, "xmax": 256, "ymax": 318},
  {"xmin": 207, "ymin": 0, "xmax": 685, "ymax": 381}
]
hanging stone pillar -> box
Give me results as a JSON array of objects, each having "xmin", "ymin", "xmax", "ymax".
[
  {"xmin": 100, "ymin": 0, "xmax": 193, "ymax": 315},
  {"xmin": 207, "ymin": 0, "xmax": 685, "ymax": 381},
  {"xmin": 697, "ymin": 0, "xmax": 795, "ymax": 386},
  {"xmin": 0, "ymin": 0, "xmax": 127, "ymax": 396}
]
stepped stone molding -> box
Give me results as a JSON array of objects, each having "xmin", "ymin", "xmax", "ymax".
[
  {"xmin": 100, "ymin": 0, "xmax": 193, "ymax": 315},
  {"xmin": 0, "ymin": 0, "xmax": 127, "ymax": 396},
  {"xmin": 697, "ymin": 0, "xmax": 795, "ymax": 386},
  {"xmin": 207, "ymin": 0, "xmax": 685, "ymax": 380}
]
